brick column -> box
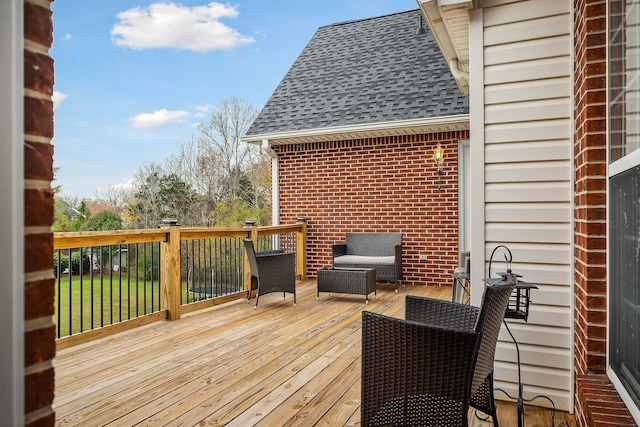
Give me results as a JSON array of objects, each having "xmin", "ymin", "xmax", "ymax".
[
  {"xmin": 24, "ymin": 0, "xmax": 56, "ymax": 425},
  {"xmin": 574, "ymin": 0, "xmax": 607, "ymax": 380}
]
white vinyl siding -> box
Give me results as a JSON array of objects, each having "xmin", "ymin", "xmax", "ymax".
[{"xmin": 472, "ymin": 0, "xmax": 573, "ymax": 411}]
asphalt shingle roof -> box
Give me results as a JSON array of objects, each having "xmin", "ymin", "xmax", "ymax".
[{"xmin": 246, "ymin": 9, "xmax": 469, "ymax": 137}]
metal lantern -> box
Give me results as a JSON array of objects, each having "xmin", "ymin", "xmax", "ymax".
[
  {"xmin": 505, "ymin": 279, "xmax": 537, "ymax": 321},
  {"xmin": 483, "ymin": 245, "xmax": 538, "ymax": 323}
]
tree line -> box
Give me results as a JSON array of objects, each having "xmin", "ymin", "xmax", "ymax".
[{"xmin": 54, "ymin": 97, "xmax": 272, "ymax": 231}]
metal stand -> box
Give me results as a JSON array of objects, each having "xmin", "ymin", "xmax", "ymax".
[
  {"xmin": 485, "ymin": 245, "xmax": 557, "ymax": 427},
  {"xmin": 452, "ymin": 272, "xmax": 470, "ymax": 304},
  {"xmin": 495, "ymin": 320, "xmax": 557, "ymax": 427}
]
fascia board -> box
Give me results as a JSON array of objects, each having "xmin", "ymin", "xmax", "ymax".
[{"xmin": 243, "ymin": 114, "xmax": 470, "ymax": 145}]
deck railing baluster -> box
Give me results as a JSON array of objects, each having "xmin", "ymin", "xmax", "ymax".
[{"xmin": 68, "ymin": 249, "xmax": 72, "ymax": 334}]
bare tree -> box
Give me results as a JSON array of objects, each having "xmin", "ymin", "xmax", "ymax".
[
  {"xmin": 246, "ymin": 145, "xmax": 272, "ymax": 225},
  {"xmin": 94, "ymin": 182, "xmax": 132, "ymax": 215},
  {"xmin": 126, "ymin": 97, "xmax": 269, "ymax": 228},
  {"xmin": 57, "ymin": 193, "xmax": 81, "ymax": 211},
  {"xmin": 164, "ymin": 136, "xmax": 224, "ymax": 226},
  {"xmin": 197, "ymin": 96, "xmax": 259, "ymax": 201}
]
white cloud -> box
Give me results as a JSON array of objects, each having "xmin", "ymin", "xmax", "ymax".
[
  {"xmin": 62, "ymin": 33, "xmax": 73, "ymax": 41},
  {"xmin": 97, "ymin": 178, "xmax": 135, "ymax": 195},
  {"xmin": 193, "ymin": 103, "xmax": 214, "ymax": 117},
  {"xmin": 111, "ymin": 2, "xmax": 255, "ymax": 52},
  {"xmin": 52, "ymin": 91, "xmax": 68, "ymax": 110},
  {"xmin": 131, "ymin": 109, "xmax": 189, "ymax": 129},
  {"xmin": 195, "ymin": 104, "xmax": 214, "ymax": 112}
]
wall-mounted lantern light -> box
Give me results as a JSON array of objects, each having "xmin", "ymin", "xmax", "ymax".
[{"xmin": 433, "ymin": 142, "xmax": 445, "ymax": 190}]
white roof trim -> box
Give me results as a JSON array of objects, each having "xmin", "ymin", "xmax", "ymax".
[
  {"xmin": 417, "ymin": 0, "xmax": 472, "ymax": 94},
  {"xmin": 243, "ymin": 114, "xmax": 470, "ymax": 145},
  {"xmin": 437, "ymin": 0, "xmax": 473, "ymax": 6}
]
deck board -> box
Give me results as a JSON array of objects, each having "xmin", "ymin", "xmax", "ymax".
[{"xmin": 54, "ymin": 281, "xmax": 575, "ymax": 426}]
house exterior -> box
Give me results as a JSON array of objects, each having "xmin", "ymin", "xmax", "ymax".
[
  {"xmin": 245, "ymin": 0, "xmax": 639, "ymax": 425},
  {"xmin": 245, "ymin": 2, "xmax": 576, "ymax": 416},
  {"xmin": 435, "ymin": 0, "xmax": 576, "ymax": 415},
  {"xmin": 1, "ymin": 1, "xmax": 638, "ymax": 426},
  {"xmin": 244, "ymin": 10, "xmax": 471, "ymax": 288},
  {"xmin": 2, "ymin": 1, "xmax": 56, "ymax": 425},
  {"xmin": 416, "ymin": 0, "xmax": 639, "ymax": 424}
]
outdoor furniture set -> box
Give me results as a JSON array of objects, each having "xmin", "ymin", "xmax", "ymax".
[
  {"xmin": 245, "ymin": 235, "xmax": 511, "ymax": 425},
  {"xmin": 245, "ymin": 232, "xmax": 403, "ymax": 307},
  {"xmin": 318, "ymin": 232, "xmax": 403, "ymax": 303}
]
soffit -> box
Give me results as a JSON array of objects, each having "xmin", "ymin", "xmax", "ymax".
[
  {"xmin": 244, "ymin": 115, "xmax": 470, "ymax": 146},
  {"xmin": 417, "ymin": 0, "xmax": 472, "ymax": 93}
]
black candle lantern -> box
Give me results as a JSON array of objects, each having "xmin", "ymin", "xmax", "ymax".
[
  {"xmin": 505, "ymin": 280, "xmax": 537, "ymax": 321},
  {"xmin": 484, "ymin": 245, "xmax": 538, "ymax": 322}
]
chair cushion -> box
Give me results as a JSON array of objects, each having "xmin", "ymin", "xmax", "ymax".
[{"xmin": 334, "ymin": 255, "xmax": 396, "ymax": 265}]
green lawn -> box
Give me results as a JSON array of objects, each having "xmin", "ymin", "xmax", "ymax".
[
  {"xmin": 54, "ymin": 273, "xmax": 244, "ymax": 338},
  {"xmin": 54, "ymin": 275, "xmax": 164, "ymax": 337}
]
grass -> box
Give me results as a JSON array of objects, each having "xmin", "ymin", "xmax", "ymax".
[
  {"xmin": 53, "ymin": 273, "xmax": 244, "ymax": 337},
  {"xmin": 54, "ymin": 274, "xmax": 162, "ymax": 337}
]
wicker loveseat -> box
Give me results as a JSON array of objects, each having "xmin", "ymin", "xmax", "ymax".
[{"xmin": 332, "ymin": 232, "xmax": 403, "ymax": 292}]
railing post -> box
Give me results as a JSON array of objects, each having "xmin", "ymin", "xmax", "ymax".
[
  {"xmin": 296, "ymin": 217, "xmax": 307, "ymax": 280},
  {"xmin": 243, "ymin": 220, "xmax": 258, "ymax": 296},
  {"xmin": 160, "ymin": 218, "xmax": 181, "ymax": 321}
]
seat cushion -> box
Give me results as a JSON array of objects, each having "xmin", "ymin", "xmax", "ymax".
[{"xmin": 334, "ymin": 255, "xmax": 396, "ymax": 265}]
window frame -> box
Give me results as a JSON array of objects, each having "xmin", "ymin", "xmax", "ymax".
[{"xmin": 607, "ymin": 1, "xmax": 640, "ymax": 423}]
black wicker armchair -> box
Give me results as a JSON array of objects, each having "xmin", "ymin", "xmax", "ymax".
[
  {"xmin": 244, "ymin": 239, "xmax": 296, "ymax": 309},
  {"xmin": 361, "ymin": 275, "xmax": 516, "ymax": 426}
]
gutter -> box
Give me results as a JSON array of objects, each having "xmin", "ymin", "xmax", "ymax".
[
  {"xmin": 244, "ymin": 114, "xmax": 470, "ymax": 145},
  {"xmin": 449, "ymin": 58, "xmax": 469, "ymax": 82}
]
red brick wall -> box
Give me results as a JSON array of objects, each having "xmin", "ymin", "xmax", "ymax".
[
  {"xmin": 24, "ymin": 0, "xmax": 56, "ymax": 425},
  {"xmin": 573, "ymin": 0, "xmax": 634, "ymax": 425},
  {"xmin": 576, "ymin": 375, "xmax": 638, "ymax": 427},
  {"xmin": 274, "ymin": 131, "xmax": 466, "ymax": 287},
  {"xmin": 574, "ymin": 0, "xmax": 607, "ymax": 379}
]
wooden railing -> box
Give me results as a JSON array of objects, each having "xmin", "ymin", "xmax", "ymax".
[{"xmin": 53, "ymin": 219, "xmax": 307, "ymax": 348}]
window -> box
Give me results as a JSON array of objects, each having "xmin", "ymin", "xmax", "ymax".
[
  {"xmin": 609, "ymin": 167, "xmax": 640, "ymax": 410},
  {"xmin": 608, "ymin": 0, "xmax": 640, "ymax": 420}
]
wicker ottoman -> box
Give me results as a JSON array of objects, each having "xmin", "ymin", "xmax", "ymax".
[{"xmin": 317, "ymin": 267, "xmax": 376, "ymax": 303}]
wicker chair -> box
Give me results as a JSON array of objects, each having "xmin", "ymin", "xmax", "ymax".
[
  {"xmin": 361, "ymin": 275, "xmax": 516, "ymax": 426},
  {"xmin": 244, "ymin": 239, "xmax": 296, "ymax": 309}
]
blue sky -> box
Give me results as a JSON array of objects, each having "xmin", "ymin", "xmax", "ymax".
[{"xmin": 51, "ymin": 0, "xmax": 419, "ymax": 200}]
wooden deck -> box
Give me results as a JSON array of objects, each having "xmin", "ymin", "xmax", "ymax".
[{"xmin": 54, "ymin": 281, "xmax": 576, "ymax": 426}]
